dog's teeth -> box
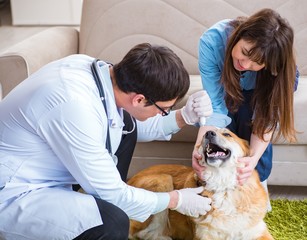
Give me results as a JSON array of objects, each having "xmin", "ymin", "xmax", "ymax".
[{"xmin": 206, "ymin": 145, "xmax": 212, "ymax": 153}]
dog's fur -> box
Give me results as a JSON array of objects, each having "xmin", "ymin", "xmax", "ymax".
[{"xmin": 128, "ymin": 128, "xmax": 273, "ymax": 240}]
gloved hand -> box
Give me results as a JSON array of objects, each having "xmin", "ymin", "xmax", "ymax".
[
  {"xmin": 181, "ymin": 90, "xmax": 213, "ymax": 125},
  {"xmin": 171, "ymin": 186, "xmax": 212, "ymax": 218}
]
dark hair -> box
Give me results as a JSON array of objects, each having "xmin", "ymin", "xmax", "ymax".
[
  {"xmin": 113, "ymin": 43, "xmax": 190, "ymax": 105},
  {"xmin": 222, "ymin": 8, "xmax": 297, "ymax": 142}
]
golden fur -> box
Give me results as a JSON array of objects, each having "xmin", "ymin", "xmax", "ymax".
[{"xmin": 128, "ymin": 128, "xmax": 273, "ymax": 240}]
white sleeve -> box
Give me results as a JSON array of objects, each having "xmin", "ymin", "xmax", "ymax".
[
  {"xmin": 37, "ymin": 100, "xmax": 159, "ymax": 222},
  {"xmin": 137, "ymin": 111, "xmax": 180, "ymax": 142}
]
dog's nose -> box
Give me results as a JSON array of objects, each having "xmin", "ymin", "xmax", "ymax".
[{"xmin": 205, "ymin": 130, "xmax": 216, "ymax": 140}]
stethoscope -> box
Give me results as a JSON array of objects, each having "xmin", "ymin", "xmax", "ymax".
[{"xmin": 91, "ymin": 59, "xmax": 135, "ymax": 139}]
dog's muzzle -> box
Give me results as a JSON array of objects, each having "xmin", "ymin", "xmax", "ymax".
[{"xmin": 203, "ymin": 131, "xmax": 231, "ymax": 163}]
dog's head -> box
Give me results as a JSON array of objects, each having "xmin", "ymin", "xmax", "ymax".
[
  {"xmin": 198, "ymin": 128, "xmax": 249, "ymax": 169},
  {"xmin": 197, "ymin": 128, "xmax": 250, "ymax": 190}
]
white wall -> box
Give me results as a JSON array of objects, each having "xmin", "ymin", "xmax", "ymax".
[{"xmin": 10, "ymin": 0, "xmax": 83, "ymax": 25}]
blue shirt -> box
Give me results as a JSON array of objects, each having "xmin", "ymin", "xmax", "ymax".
[
  {"xmin": 199, "ymin": 19, "xmax": 299, "ymax": 119},
  {"xmin": 198, "ymin": 19, "xmax": 299, "ymax": 182},
  {"xmin": 198, "ymin": 19, "xmax": 257, "ymax": 117}
]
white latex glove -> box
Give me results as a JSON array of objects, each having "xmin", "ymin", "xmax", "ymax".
[
  {"xmin": 171, "ymin": 186, "xmax": 212, "ymax": 218},
  {"xmin": 181, "ymin": 90, "xmax": 213, "ymax": 125}
]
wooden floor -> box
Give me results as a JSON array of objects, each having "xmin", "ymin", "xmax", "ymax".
[
  {"xmin": 1, "ymin": 1, "xmax": 307, "ymax": 201},
  {"xmin": 269, "ymin": 185, "xmax": 307, "ymax": 200}
]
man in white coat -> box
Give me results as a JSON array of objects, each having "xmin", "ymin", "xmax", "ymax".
[{"xmin": 0, "ymin": 43, "xmax": 213, "ymax": 239}]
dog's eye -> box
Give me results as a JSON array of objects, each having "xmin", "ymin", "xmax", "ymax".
[{"xmin": 222, "ymin": 133, "xmax": 232, "ymax": 137}]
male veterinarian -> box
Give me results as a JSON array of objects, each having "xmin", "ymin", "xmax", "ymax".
[{"xmin": 0, "ymin": 43, "xmax": 213, "ymax": 240}]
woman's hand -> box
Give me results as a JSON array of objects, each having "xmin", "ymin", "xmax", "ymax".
[
  {"xmin": 237, "ymin": 156, "xmax": 259, "ymax": 185},
  {"xmin": 192, "ymin": 147, "xmax": 206, "ymax": 180},
  {"xmin": 237, "ymin": 132, "xmax": 272, "ymax": 185},
  {"xmin": 192, "ymin": 125, "xmax": 216, "ymax": 180}
]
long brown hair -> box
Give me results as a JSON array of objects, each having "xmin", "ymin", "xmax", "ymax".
[{"xmin": 222, "ymin": 9, "xmax": 297, "ymax": 142}]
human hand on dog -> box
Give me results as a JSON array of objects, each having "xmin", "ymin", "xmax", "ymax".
[
  {"xmin": 181, "ymin": 90, "xmax": 213, "ymax": 125},
  {"xmin": 192, "ymin": 148, "xmax": 206, "ymax": 180},
  {"xmin": 237, "ymin": 156, "xmax": 259, "ymax": 185},
  {"xmin": 170, "ymin": 187, "xmax": 211, "ymax": 218},
  {"xmin": 237, "ymin": 132, "xmax": 271, "ymax": 185},
  {"xmin": 191, "ymin": 125, "xmax": 216, "ymax": 180}
]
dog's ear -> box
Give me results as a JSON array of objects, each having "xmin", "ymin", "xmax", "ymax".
[{"xmin": 229, "ymin": 130, "xmax": 250, "ymax": 157}]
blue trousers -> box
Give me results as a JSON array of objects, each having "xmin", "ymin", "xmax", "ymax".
[{"xmin": 227, "ymin": 90, "xmax": 272, "ymax": 182}]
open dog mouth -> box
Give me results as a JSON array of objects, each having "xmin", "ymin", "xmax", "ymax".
[{"xmin": 205, "ymin": 143, "xmax": 230, "ymax": 161}]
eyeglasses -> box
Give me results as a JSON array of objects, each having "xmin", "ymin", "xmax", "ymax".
[{"xmin": 147, "ymin": 99, "xmax": 171, "ymax": 116}]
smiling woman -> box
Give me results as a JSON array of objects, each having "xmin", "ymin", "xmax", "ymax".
[
  {"xmin": 195, "ymin": 8, "xmax": 299, "ymax": 191},
  {"xmin": 231, "ymin": 39, "xmax": 266, "ymax": 72}
]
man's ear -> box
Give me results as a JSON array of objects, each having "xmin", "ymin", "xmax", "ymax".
[{"xmin": 132, "ymin": 94, "xmax": 146, "ymax": 106}]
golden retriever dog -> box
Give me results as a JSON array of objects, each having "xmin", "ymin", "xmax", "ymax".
[{"xmin": 128, "ymin": 128, "xmax": 273, "ymax": 240}]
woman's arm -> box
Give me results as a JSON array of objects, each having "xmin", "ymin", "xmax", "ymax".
[
  {"xmin": 237, "ymin": 131, "xmax": 272, "ymax": 184},
  {"xmin": 198, "ymin": 20, "xmax": 230, "ymax": 116}
]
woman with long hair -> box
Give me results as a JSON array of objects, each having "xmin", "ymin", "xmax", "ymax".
[{"xmin": 193, "ymin": 9, "xmax": 299, "ymax": 191}]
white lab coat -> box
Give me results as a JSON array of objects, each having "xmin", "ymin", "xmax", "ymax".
[{"xmin": 0, "ymin": 54, "xmax": 180, "ymax": 239}]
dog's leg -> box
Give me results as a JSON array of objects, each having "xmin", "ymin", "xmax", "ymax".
[
  {"xmin": 260, "ymin": 180, "xmax": 272, "ymax": 212},
  {"xmin": 129, "ymin": 174, "xmax": 174, "ymax": 239},
  {"xmin": 135, "ymin": 210, "xmax": 172, "ymax": 240}
]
